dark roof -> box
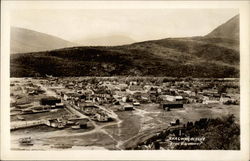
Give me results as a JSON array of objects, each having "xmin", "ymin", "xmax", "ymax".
[
  {"xmin": 41, "ymin": 96, "xmax": 60, "ymax": 101},
  {"xmin": 161, "ymin": 101, "xmax": 183, "ymax": 105},
  {"xmin": 78, "ymin": 119, "xmax": 89, "ymax": 125}
]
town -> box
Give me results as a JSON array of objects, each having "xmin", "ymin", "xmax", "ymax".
[{"xmin": 10, "ymin": 77, "xmax": 240, "ymax": 150}]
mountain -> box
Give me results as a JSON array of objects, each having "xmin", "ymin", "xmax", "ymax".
[
  {"xmin": 10, "ymin": 15, "xmax": 239, "ymax": 78},
  {"xmin": 76, "ymin": 35, "xmax": 135, "ymax": 46},
  {"xmin": 205, "ymin": 15, "xmax": 239, "ymax": 40},
  {"xmin": 11, "ymin": 27, "xmax": 76, "ymax": 53}
]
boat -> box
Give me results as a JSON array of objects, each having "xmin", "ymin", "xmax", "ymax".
[{"xmin": 19, "ymin": 137, "xmax": 33, "ymax": 146}]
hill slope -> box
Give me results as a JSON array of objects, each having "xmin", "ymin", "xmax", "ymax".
[
  {"xmin": 10, "ymin": 39, "xmax": 239, "ymax": 77},
  {"xmin": 10, "ymin": 15, "xmax": 239, "ymax": 78},
  {"xmin": 11, "ymin": 27, "xmax": 76, "ymax": 53},
  {"xmin": 205, "ymin": 15, "xmax": 239, "ymax": 40}
]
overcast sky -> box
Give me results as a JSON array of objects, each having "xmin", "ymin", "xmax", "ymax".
[{"xmin": 11, "ymin": 9, "xmax": 238, "ymax": 43}]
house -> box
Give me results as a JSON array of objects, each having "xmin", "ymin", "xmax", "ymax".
[
  {"xmin": 133, "ymin": 102, "xmax": 140, "ymax": 106},
  {"xmin": 223, "ymin": 99, "xmax": 239, "ymax": 105},
  {"xmin": 55, "ymin": 103, "xmax": 64, "ymax": 108},
  {"xmin": 78, "ymin": 103, "xmax": 98, "ymax": 112},
  {"xmin": 149, "ymin": 90, "xmax": 157, "ymax": 95},
  {"xmin": 95, "ymin": 113, "xmax": 109, "ymax": 122},
  {"xmin": 122, "ymin": 104, "xmax": 134, "ymax": 111},
  {"xmin": 28, "ymin": 90, "xmax": 38, "ymax": 95},
  {"xmin": 63, "ymin": 93, "xmax": 81, "ymax": 101},
  {"xmin": 113, "ymin": 100, "xmax": 120, "ymax": 105},
  {"xmin": 82, "ymin": 89, "xmax": 94, "ymax": 95},
  {"xmin": 57, "ymin": 122, "xmax": 65, "ymax": 129},
  {"xmin": 17, "ymin": 115, "xmax": 25, "ymax": 121},
  {"xmin": 118, "ymin": 83, "xmax": 128, "ymax": 91},
  {"xmin": 170, "ymin": 121, "xmax": 179, "ymax": 126},
  {"xmin": 203, "ymin": 96, "xmax": 220, "ymax": 104},
  {"xmin": 141, "ymin": 96, "xmax": 149, "ymax": 101},
  {"xmin": 129, "ymin": 85, "xmax": 143, "ymax": 91},
  {"xmin": 46, "ymin": 119, "xmax": 58, "ymax": 128},
  {"xmin": 122, "ymin": 96, "xmax": 132, "ymax": 103},
  {"xmin": 32, "ymin": 106, "xmax": 51, "ymax": 113},
  {"xmin": 202, "ymin": 99, "xmax": 220, "ymax": 105},
  {"xmin": 203, "ymin": 90, "xmax": 218, "ymax": 97},
  {"xmin": 78, "ymin": 119, "xmax": 89, "ymax": 128},
  {"xmin": 143, "ymin": 85, "xmax": 151, "ymax": 91},
  {"xmin": 95, "ymin": 93, "xmax": 111, "ymax": 98},
  {"xmin": 159, "ymin": 95, "xmax": 175, "ymax": 102},
  {"xmin": 21, "ymin": 109, "xmax": 33, "ymax": 114},
  {"xmin": 141, "ymin": 93, "xmax": 150, "ymax": 102},
  {"xmin": 175, "ymin": 96, "xmax": 184, "ymax": 102},
  {"xmin": 129, "ymin": 81, "xmax": 137, "ymax": 86}
]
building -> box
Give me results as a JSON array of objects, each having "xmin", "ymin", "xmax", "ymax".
[
  {"xmin": 122, "ymin": 96, "xmax": 127, "ymax": 103},
  {"xmin": 203, "ymin": 96, "xmax": 220, "ymax": 104},
  {"xmin": 78, "ymin": 103, "xmax": 98, "ymax": 113},
  {"xmin": 203, "ymin": 100, "xmax": 220, "ymax": 105},
  {"xmin": 159, "ymin": 95, "xmax": 175, "ymax": 102},
  {"xmin": 122, "ymin": 104, "xmax": 134, "ymax": 111},
  {"xmin": 118, "ymin": 83, "xmax": 128, "ymax": 91},
  {"xmin": 161, "ymin": 101, "xmax": 183, "ymax": 110},
  {"xmin": 129, "ymin": 81, "xmax": 137, "ymax": 86},
  {"xmin": 95, "ymin": 113, "xmax": 109, "ymax": 122},
  {"xmin": 175, "ymin": 96, "xmax": 184, "ymax": 102},
  {"xmin": 170, "ymin": 120, "xmax": 180, "ymax": 126},
  {"xmin": 63, "ymin": 92, "xmax": 81, "ymax": 101},
  {"xmin": 129, "ymin": 85, "xmax": 143, "ymax": 91},
  {"xmin": 32, "ymin": 105, "xmax": 51, "ymax": 113},
  {"xmin": 78, "ymin": 119, "xmax": 89, "ymax": 128},
  {"xmin": 159, "ymin": 95, "xmax": 184, "ymax": 103},
  {"xmin": 46, "ymin": 119, "xmax": 59, "ymax": 128},
  {"xmin": 55, "ymin": 103, "xmax": 64, "ymax": 108},
  {"xmin": 40, "ymin": 97, "xmax": 61, "ymax": 105},
  {"xmin": 133, "ymin": 102, "xmax": 140, "ymax": 106}
]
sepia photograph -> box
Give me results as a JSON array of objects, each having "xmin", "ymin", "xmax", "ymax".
[{"xmin": 1, "ymin": 1, "xmax": 250, "ymax": 161}]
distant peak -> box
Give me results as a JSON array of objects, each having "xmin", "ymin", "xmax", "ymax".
[
  {"xmin": 11, "ymin": 27, "xmax": 75, "ymax": 54},
  {"xmin": 205, "ymin": 14, "xmax": 239, "ymax": 40}
]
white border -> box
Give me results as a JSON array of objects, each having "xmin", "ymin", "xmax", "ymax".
[{"xmin": 1, "ymin": 1, "xmax": 250, "ymax": 160}]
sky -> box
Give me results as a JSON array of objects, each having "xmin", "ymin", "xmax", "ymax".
[{"xmin": 11, "ymin": 9, "xmax": 239, "ymax": 43}]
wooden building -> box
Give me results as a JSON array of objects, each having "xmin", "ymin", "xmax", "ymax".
[{"xmin": 161, "ymin": 101, "xmax": 183, "ymax": 110}]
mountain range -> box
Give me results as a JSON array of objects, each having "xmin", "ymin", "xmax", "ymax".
[
  {"xmin": 10, "ymin": 15, "xmax": 239, "ymax": 78},
  {"xmin": 10, "ymin": 27, "xmax": 76, "ymax": 54},
  {"xmin": 76, "ymin": 35, "xmax": 135, "ymax": 46},
  {"xmin": 206, "ymin": 14, "xmax": 239, "ymax": 40}
]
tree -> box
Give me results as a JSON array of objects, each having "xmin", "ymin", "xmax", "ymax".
[
  {"xmin": 175, "ymin": 119, "xmax": 180, "ymax": 125},
  {"xmin": 218, "ymin": 85, "xmax": 227, "ymax": 94}
]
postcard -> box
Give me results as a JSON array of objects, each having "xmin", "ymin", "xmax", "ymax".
[{"xmin": 1, "ymin": 1, "xmax": 249, "ymax": 160}]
